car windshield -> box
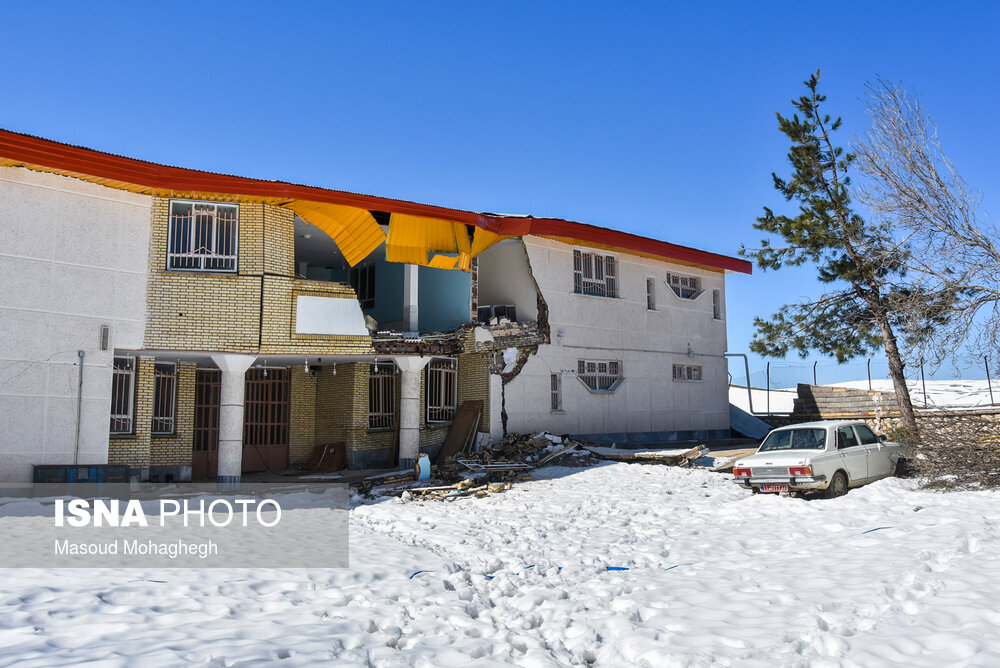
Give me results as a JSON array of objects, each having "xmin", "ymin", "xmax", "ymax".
[{"xmin": 759, "ymin": 428, "xmax": 828, "ymax": 451}]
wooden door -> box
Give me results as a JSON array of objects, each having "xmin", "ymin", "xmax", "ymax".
[
  {"xmin": 192, "ymin": 369, "xmax": 221, "ymax": 480},
  {"xmin": 241, "ymin": 368, "xmax": 290, "ymax": 472}
]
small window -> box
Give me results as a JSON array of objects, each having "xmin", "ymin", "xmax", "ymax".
[
  {"xmin": 646, "ymin": 277, "xmax": 656, "ymax": 310},
  {"xmin": 152, "ymin": 363, "xmax": 177, "ymax": 435},
  {"xmin": 167, "ymin": 201, "xmax": 239, "ymax": 272},
  {"xmin": 837, "ymin": 426, "xmax": 860, "ymax": 449},
  {"xmin": 350, "ymin": 264, "xmax": 376, "ymax": 310},
  {"xmin": 110, "ymin": 357, "xmax": 136, "ymax": 434},
  {"xmin": 426, "ymin": 358, "xmax": 457, "ymax": 422},
  {"xmin": 666, "ymin": 272, "xmax": 702, "ymax": 299},
  {"xmin": 551, "ymin": 373, "xmax": 562, "ymax": 411},
  {"xmin": 672, "ymin": 364, "xmax": 702, "ymax": 381},
  {"xmin": 577, "ymin": 359, "xmax": 622, "ymax": 392},
  {"xmin": 712, "ymin": 289, "xmax": 722, "ymax": 319},
  {"xmin": 573, "ymin": 250, "xmax": 618, "ymax": 298},
  {"xmin": 368, "ymin": 362, "xmax": 396, "ymax": 429},
  {"xmin": 854, "ymin": 424, "xmax": 879, "ymax": 445}
]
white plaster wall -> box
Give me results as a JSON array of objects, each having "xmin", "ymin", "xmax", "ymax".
[
  {"xmin": 476, "ymin": 239, "xmax": 539, "ymax": 322},
  {"xmin": 0, "ymin": 166, "xmax": 151, "ymax": 481},
  {"xmin": 503, "ymin": 237, "xmax": 731, "ymax": 437}
]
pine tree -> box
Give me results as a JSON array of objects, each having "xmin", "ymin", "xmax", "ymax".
[{"xmin": 742, "ymin": 70, "xmax": 918, "ymax": 433}]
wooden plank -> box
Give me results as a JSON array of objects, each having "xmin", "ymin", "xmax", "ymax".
[{"xmin": 434, "ymin": 400, "xmax": 483, "ymax": 463}]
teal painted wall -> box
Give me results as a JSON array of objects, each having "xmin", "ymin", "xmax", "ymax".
[{"xmin": 418, "ymin": 264, "xmax": 470, "ymax": 332}]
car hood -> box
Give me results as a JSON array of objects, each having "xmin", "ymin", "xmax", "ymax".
[{"xmin": 735, "ymin": 450, "xmax": 822, "ymax": 468}]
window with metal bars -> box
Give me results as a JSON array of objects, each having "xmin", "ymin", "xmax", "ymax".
[
  {"xmin": 666, "ymin": 272, "xmax": 702, "ymax": 299},
  {"xmin": 350, "ymin": 264, "xmax": 376, "ymax": 309},
  {"xmin": 646, "ymin": 277, "xmax": 656, "ymax": 310},
  {"xmin": 573, "ymin": 249, "xmax": 618, "ymax": 298},
  {"xmin": 110, "ymin": 357, "xmax": 135, "ymax": 434},
  {"xmin": 551, "ymin": 373, "xmax": 562, "ymax": 411},
  {"xmin": 368, "ymin": 362, "xmax": 396, "ymax": 429},
  {"xmin": 152, "ymin": 363, "xmax": 177, "ymax": 435},
  {"xmin": 167, "ymin": 200, "xmax": 238, "ymax": 272},
  {"xmin": 577, "ymin": 359, "xmax": 622, "ymax": 392},
  {"xmin": 672, "ymin": 364, "xmax": 703, "ymax": 381},
  {"xmin": 426, "ymin": 358, "xmax": 458, "ymax": 422}
]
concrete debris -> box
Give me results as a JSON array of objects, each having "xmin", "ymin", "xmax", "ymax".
[{"xmin": 583, "ymin": 445, "xmax": 709, "ymax": 467}]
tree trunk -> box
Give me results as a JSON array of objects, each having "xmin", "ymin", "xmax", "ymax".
[{"xmin": 875, "ymin": 315, "xmax": 919, "ymax": 435}]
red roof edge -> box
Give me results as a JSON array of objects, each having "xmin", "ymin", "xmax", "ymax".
[{"xmin": 0, "ymin": 128, "xmax": 751, "ymax": 274}]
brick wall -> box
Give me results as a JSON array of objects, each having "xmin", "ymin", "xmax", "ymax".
[
  {"xmin": 149, "ymin": 362, "xmax": 196, "ymax": 466},
  {"xmin": 145, "ymin": 199, "xmax": 263, "ymax": 352},
  {"xmin": 145, "ymin": 198, "xmax": 370, "ymax": 356},
  {"xmin": 289, "ymin": 366, "xmax": 317, "ymax": 465}
]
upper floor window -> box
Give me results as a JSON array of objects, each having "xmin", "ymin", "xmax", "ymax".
[
  {"xmin": 551, "ymin": 373, "xmax": 562, "ymax": 411},
  {"xmin": 168, "ymin": 201, "xmax": 239, "ymax": 272},
  {"xmin": 573, "ymin": 250, "xmax": 618, "ymax": 298},
  {"xmin": 666, "ymin": 272, "xmax": 702, "ymax": 300},
  {"xmin": 350, "ymin": 264, "xmax": 376, "ymax": 310},
  {"xmin": 110, "ymin": 357, "xmax": 135, "ymax": 434},
  {"xmin": 646, "ymin": 277, "xmax": 656, "ymax": 310},
  {"xmin": 672, "ymin": 364, "xmax": 702, "ymax": 381},
  {"xmin": 578, "ymin": 359, "xmax": 622, "ymax": 392},
  {"xmin": 426, "ymin": 358, "xmax": 458, "ymax": 422},
  {"xmin": 712, "ymin": 289, "xmax": 722, "ymax": 319}
]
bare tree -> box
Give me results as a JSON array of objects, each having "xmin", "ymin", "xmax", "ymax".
[{"xmin": 854, "ymin": 79, "xmax": 1000, "ymax": 368}]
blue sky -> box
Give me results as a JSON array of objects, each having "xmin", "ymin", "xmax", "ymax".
[{"xmin": 3, "ymin": 1, "xmax": 998, "ymax": 387}]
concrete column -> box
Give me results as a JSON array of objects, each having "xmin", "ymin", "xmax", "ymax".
[
  {"xmin": 403, "ymin": 264, "xmax": 419, "ymax": 333},
  {"xmin": 210, "ymin": 354, "xmax": 256, "ymax": 488},
  {"xmin": 394, "ymin": 356, "xmax": 430, "ymax": 470}
]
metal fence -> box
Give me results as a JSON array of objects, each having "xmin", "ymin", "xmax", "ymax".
[{"xmin": 727, "ymin": 353, "xmax": 999, "ymax": 414}]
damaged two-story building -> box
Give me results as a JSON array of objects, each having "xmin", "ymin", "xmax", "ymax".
[{"xmin": 0, "ymin": 129, "xmax": 751, "ymax": 483}]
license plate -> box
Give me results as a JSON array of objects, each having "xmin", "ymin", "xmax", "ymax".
[{"xmin": 760, "ymin": 483, "xmax": 788, "ymax": 493}]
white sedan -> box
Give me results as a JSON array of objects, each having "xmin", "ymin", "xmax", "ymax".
[{"xmin": 732, "ymin": 420, "xmax": 909, "ymax": 498}]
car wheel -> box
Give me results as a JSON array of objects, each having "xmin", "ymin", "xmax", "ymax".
[
  {"xmin": 894, "ymin": 458, "xmax": 910, "ymax": 478},
  {"xmin": 823, "ymin": 471, "xmax": 848, "ymax": 499}
]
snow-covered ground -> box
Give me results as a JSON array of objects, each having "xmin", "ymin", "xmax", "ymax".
[
  {"xmin": 731, "ymin": 378, "xmax": 1000, "ymax": 415},
  {"xmin": 3, "ymin": 463, "xmax": 1000, "ymax": 666}
]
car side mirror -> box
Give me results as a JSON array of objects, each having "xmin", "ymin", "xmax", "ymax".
[{"xmin": 878, "ymin": 435, "xmax": 887, "ymax": 442}]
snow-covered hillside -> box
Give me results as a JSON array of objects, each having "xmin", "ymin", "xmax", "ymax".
[{"xmin": 2, "ymin": 463, "xmax": 1000, "ymax": 666}]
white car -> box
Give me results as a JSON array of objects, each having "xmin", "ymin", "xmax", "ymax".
[{"xmin": 732, "ymin": 420, "xmax": 909, "ymax": 498}]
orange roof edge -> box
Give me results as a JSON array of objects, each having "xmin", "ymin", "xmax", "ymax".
[{"xmin": 0, "ymin": 128, "xmax": 751, "ymax": 275}]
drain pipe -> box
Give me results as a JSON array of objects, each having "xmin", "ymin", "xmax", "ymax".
[
  {"xmin": 74, "ymin": 350, "xmax": 85, "ymax": 465},
  {"xmin": 724, "ymin": 353, "xmax": 755, "ymax": 414}
]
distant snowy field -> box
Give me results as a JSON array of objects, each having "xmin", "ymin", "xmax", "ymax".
[
  {"xmin": 3, "ymin": 463, "xmax": 1000, "ymax": 666},
  {"xmin": 731, "ymin": 378, "xmax": 999, "ymax": 414}
]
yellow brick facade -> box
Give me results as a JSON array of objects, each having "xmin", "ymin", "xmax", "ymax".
[
  {"xmin": 110, "ymin": 197, "xmax": 494, "ymax": 474},
  {"xmin": 149, "ymin": 362, "xmax": 196, "ymax": 467}
]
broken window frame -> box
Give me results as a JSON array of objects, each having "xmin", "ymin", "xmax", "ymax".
[
  {"xmin": 152, "ymin": 362, "xmax": 177, "ymax": 435},
  {"xmin": 110, "ymin": 356, "xmax": 136, "ymax": 435},
  {"xmin": 577, "ymin": 359, "xmax": 623, "ymax": 392},
  {"xmin": 666, "ymin": 272, "xmax": 703, "ymax": 300},
  {"xmin": 166, "ymin": 200, "xmax": 239, "ymax": 272},
  {"xmin": 573, "ymin": 249, "xmax": 618, "ymax": 298},
  {"xmin": 368, "ymin": 362, "xmax": 396, "ymax": 430},
  {"xmin": 672, "ymin": 364, "xmax": 703, "ymax": 382},
  {"xmin": 350, "ymin": 263, "xmax": 376, "ymax": 310},
  {"xmin": 426, "ymin": 358, "xmax": 458, "ymax": 423}
]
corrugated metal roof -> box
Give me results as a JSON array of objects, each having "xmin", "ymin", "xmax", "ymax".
[{"xmin": 0, "ymin": 128, "xmax": 752, "ymax": 274}]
